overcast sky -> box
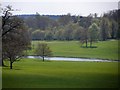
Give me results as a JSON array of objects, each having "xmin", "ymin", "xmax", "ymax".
[{"xmin": 2, "ymin": 0, "xmax": 119, "ymax": 16}]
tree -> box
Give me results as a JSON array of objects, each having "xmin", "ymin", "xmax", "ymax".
[
  {"xmin": 32, "ymin": 30, "xmax": 45, "ymax": 40},
  {"xmin": 45, "ymin": 30, "xmax": 53, "ymax": 40},
  {"xmin": 35, "ymin": 12, "xmax": 51, "ymax": 30},
  {"xmin": 54, "ymin": 29, "xmax": 64, "ymax": 40},
  {"xmin": 2, "ymin": 5, "xmax": 16, "ymax": 37},
  {"xmin": 58, "ymin": 13, "xmax": 72, "ymax": 26},
  {"xmin": 2, "ymin": 5, "xmax": 27, "ymax": 66},
  {"xmin": 2, "ymin": 6, "xmax": 31, "ymax": 69},
  {"xmin": 109, "ymin": 19, "xmax": 118, "ymax": 39},
  {"xmin": 63, "ymin": 23, "xmax": 74, "ymax": 40},
  {"xmin": 88, "ymin": 23, "xmax": 99, "ymax": 47},
  {"xmin": 78, "ymin": 14, "xmax": 93, "ymax": 29},
  {"xmin": 79, "ymin": 14, "xmax": 93, "ymax": 47},
  {"xmin": 80, "ymin": 28, "xmax": 89, "ymax": 47},
  {"xmin": 72, "ymin": 24, "xmax": 83, "ymax": 40},
  {"xmin": 1, "ymin": 5, "xmax": 13, "ymax": 66},
  {"xmin": 35, "ymin": 43, "xmax": 52, "ymax": 61},
  {"xmin": 2, "ymin": 17, "xmax": 31, "ymax": 69},
  {"xmin": 100, "ymin": 17, "xmax": 110, "ymax": 41}
]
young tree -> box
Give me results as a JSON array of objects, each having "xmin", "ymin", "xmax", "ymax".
[
  {"xmin": 88, "ymin": 23, "xmax": 99, "ymax": 47},
  {"xmin": 35, "ymin": 43, "xmax": 52, "ymax": 61}
]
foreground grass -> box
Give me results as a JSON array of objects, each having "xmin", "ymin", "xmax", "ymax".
[
  {"xmin": 27, "ymin": 40, "xmax": 119, "ymax": 60},
  {"xmin": 3, "ymin": 59, "xmax": 119, "ymax": 88}
]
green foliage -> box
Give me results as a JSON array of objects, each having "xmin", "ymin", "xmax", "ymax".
[
  {"xmin": 23, "ymin": 10, "xmax": 119, "ymax": 41},
  {"xmin": 32, "ymin": 29, "xmax": 45, "ymax": 40},
  {"xmin": 3, "ymin": 59, "xmax": 119, "ymax": 88},
  {"xmin": 88, "ymin": 23, "xmax": 99, "ymax": 47},
  {"xmin": 58, "ymin": 13, "xmax": 72, "ymax": 26},
  {"xmin": 100, "ymin": 17, "xmax": 111, "ymax": 41}
]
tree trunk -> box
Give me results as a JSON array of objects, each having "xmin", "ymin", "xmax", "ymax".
[
  {"xmin": 10, "ymin": 57, "xmax": 13, "ymax": 69},
  {"xmin": 43, "ymin": 56, "xmax": 44, "ymax": 62},
  {"xmin": 10, "ymin": 61, "xmax": 13, "ymax": 69}
]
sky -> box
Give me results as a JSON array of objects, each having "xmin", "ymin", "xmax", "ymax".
[{"xmin": 1, "ymin": 0, "xmax": 119, "ymax": 16}]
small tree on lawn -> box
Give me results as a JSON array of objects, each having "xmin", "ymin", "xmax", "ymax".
[
  {"xmin": 35, "ymin": 43, "xmax": 52, "ymax": 61},
  {"xmin": 88, "ymin": 23, "xmax": 99, "ymax": 47}
]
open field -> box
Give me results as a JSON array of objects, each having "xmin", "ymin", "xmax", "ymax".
[
  {"xmin": 2, "ymin": 59, "xmax": 119, "ymax": 88},
  {"xmin": 27, "ymin": 40, "xmax": 119, "ymax": 60}
]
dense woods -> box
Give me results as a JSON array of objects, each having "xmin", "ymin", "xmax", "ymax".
[{"xmin": 18, "ymin": 10, "xmax": 119, "ymax": 42}]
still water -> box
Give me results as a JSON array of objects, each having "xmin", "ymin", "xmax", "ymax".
[{"xmin": 25, "ymin": 56, "xmax": 117, "ymax": 62}]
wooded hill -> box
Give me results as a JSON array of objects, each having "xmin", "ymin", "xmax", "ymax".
[{"xmin": 17, "ymin": 9, "xmax": 119, "ymax": 41}]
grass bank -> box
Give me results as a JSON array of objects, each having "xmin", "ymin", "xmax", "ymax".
[
  {"xmin": 3, "ymin": 58, "xmax": 119, "ymax": 88},
  {"xmin": 27, "ymin": 40, "xmax": 119, "ymax": 60}
]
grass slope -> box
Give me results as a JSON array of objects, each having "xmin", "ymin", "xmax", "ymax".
[
  {"xmin": 3, "ymin": 59, "xmax": 119, "ymax": 88},
  {"xmin": 27, "ymin": 40, "xmax": 119, "ymax": 60}
]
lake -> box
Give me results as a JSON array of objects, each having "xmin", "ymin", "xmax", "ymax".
[{"xmin": 24, "ymin": 56, "xmax": 118, "ymax": 62}]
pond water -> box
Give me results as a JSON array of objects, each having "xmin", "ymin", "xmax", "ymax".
[{"xmin": 24, "ymin": 56, "xmax": 118, "ymax": 62}]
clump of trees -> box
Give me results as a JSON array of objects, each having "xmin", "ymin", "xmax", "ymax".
[
  {"xmin": 35, "ymin": 43, "xmax": 52, "ymax": 61},
  {"xmin": 2, "ymin": 6, "xmax": 31, "ymax": 69},
  {"xmin": 22, "ymin": 9, "xmax": 119, "ymax": 45}
]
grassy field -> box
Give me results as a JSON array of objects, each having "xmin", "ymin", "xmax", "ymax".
[
  {"xmin": 2, "ymin": 59, "xmax": 119, "ymax": 88},
  {"xmin": 27, "ymin": 40, "xmax": 119, "ymax": 60}
]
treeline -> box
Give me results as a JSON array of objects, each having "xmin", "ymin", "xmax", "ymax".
[{"xmin": 19, "ymin": 10, "xmax": 119, "ymax": 41}]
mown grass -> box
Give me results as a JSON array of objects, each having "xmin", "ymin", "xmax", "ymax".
[
  {"xmin": 2, "ymin": 59, "xmax": 119, "ymax": 88},
  {"xmin": 27, "ymin": 40, "xmax": 119, "ymax": 60}
]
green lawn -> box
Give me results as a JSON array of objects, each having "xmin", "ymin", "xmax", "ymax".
[
  {"xmin": 2, "ymin": 59, "xmax": 119, "ymax": 88},
  {"xmin": 27, "ymin": 40, "xmax": 119, "ymax": 60}
]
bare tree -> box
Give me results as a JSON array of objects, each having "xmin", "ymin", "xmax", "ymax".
[{"xmin": 35, "ymin": 43, "xmax": 52, "ymax": 61}]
